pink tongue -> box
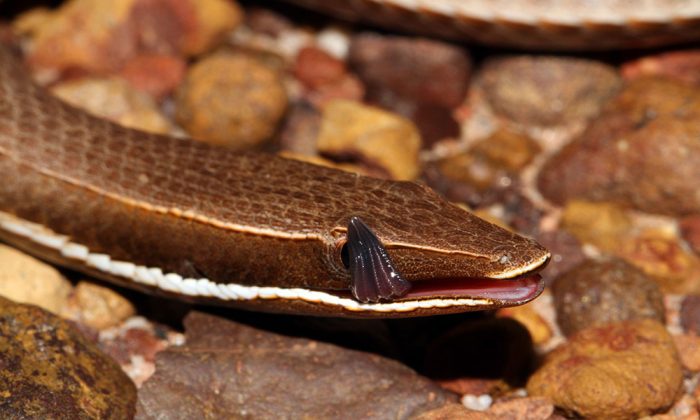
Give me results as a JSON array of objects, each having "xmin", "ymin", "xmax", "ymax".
[{"xmin": 405, "ymin": 275, "xmax": 544, "ymax": 302}]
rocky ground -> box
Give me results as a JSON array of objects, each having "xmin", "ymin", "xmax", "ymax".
[{"xmin": 2, "ymin": 0, "xmax": 700, "ymax": 418}]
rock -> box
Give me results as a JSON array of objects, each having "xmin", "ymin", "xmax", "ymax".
[
  {"xmin": 349, "ymin": 33, "xmax": 469, "ymax": 145},
  {"xmin": 427, "ymin": 129, "xmax": 539, "ymax": 205},
  {"xmin": 560, "ymin": 200, "xmax": 632, "ymax": 251},
  {"xmin": 538, "ymin": 77, "xmax": 700, "ymax": 216},
  {"xmin": 410, "ymin": 403, "xmax": 479, "ymax": 420},
  {"xmin": 52, "ymin": 77, "xmax": 172, "ymax": 134},
  {"xmin": 119, "ymin": 53, "xmax": 187, "ymax": 100},
  {"xmin": 535, "ymin": 230, "xmax": 586, "ymax": 285},
  {"xmin": 481, "ymin": 55, "xmax": 621, "ymax": 127},
  {"xmin": 614, "ymin": 228, "xmax": 700, "ymax": 294},
  {"xmin": 26, "ymin": 0, "xmax": 242, "ymax": 77},
  {"xmin": 245, "ymin": 7, "xmax": 294, "ymax": 37},
  {"xmin": 350, "ymin": 33, "xmax": 470, "ymax": 108},
  {"xmin": 497, "ymin": 303, "xmax": 552, "ymax": 345},
  {"xmin": 673, "ymin": 334, "xmax": 700, "ymax": 372},
  {"xmin": 67, "ymin": 281, "xmax": 136, "ymax": 330},
  {"xmin": 316, "ymin": 99, "xmax": 421, "ymax": 180},
  {"xmin": 278, "ymin": 102, "xmax": 322, "ymax": 155},
  {"xmin": 293, "ymin": 46, "xmax": 365, "ymax": 107},
  {"xmin": 680, "ymin": 295, "xmax": 700, "ymax": 335},
  {"xmin": 551, "ymin": 258, "xmax": 665, "ymax": 336},
  {"xmin": 622, "ymin": 50, "xmax": 700, "ymax": 86},
  {"xmin": 487, "ymin": 397, "xmax": 554, "ymax": 419},
  {"xmin": 294, "ymin": 46, "xmax": 346, "ymax": 90},
  {"xmin": 436, "ymin": 378, "xmax": 508, "ymax": 397},
  {"xmin": 0, "ymin": 244, "xmax": 72, "ymax": 315},
  {"xmin": 0, "ymin": 296, "xmax": 136, "ymax": 418},
  {"xmin": 527, "ymin": 319, "xmax": 683, "ymax": 419},
  {"xmin": 136, "ymin": 312, "xmax": 456, "ymax": 419},
  {"xmin": 680, "ymin": 215, "xmax": 700, "ymax": 256},
  {"xmin": 175, "ymin": 52, "xmax": 288, "ymax": 149}
]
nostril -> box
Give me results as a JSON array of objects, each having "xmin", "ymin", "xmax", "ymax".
[{"xmin": 499, "ymin": 254, "xmax": 510, "ymax": 264}]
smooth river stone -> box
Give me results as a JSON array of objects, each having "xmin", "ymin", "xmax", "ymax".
[
  {"xmin": 538, "ymin": 77, "xmax": 700, "ymax": 216},
  {"xmin": 136, "ymin": 311, "xmax": 456, "ymax": 419}
]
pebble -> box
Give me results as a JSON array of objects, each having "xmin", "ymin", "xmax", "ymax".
[
  {"xmin": 614, "ymin": 228, "xmax": 700, "ymax": 294},
  {"xmin": 527, "ymin": 319, "xmax": 683, "ymax": 419},
  {"xmin": 551, "ymin": 258, "xmax": 665, "ymax": 336},
  {"xmin": 560, "ymin": 200, "xmax": 632, "ymax": 251},
  {"xmin": 680, "ymin": 295, "xmax": 700, "ymax": 335},
  {"xmin": 294, "ymin": 46, "xmax": 364, "ymax": 107},
  {"xmin": 680, "ymin": 215, "xmax": 700, "ymax": 256},
  {"xmin": 294, "ymin": 46, "xmax": 346, "ymax": 90},
  {"xmin": 316, "ymin": 99, "xmax": 421, "ymax": 180},
  {"xmin": 175, "ymin": 52, "xmax": 288, "ymax": 149},
  {"xmin": 622, "ymin": 50, "xmax": 700, "ymax": 86},
  {"xmin": 480, "ymin": 55, "xmax": 621, "ymax": 127},
  {"xmin": 26, "ymin": 0, "xmax": 242, "ymax": 77},
  {"xmin": 278, "ymin": 102, "xmax": 322, "ymax": 155},
  {"xmin": 52, "ymin": 77, "xmax": 172, "ymax": 134},
  {"xmin": 349, "ymin": 33, "xmax": 469, "ymax": 145},
  {"xmin": 461, "ymin": 394, "xmax": 492, "ymax": 411},
  {"xmin": 426, "ymin": 129, "xmax": 539, "ymax": 206},
  {"xmin": 118, "ymin": 53, "xmax": 187, "ymax": 100},
  {"xmin": 487, "ymin": 397, "xmax": 554, "ymax": 419},
  {"xmin": 673, "ymin": 334, "xmax": 700, "ymax": 372},
  {"xmin": 68, "ymin": 281, "xmax": 136, "ymax": 330},
  {"xmin": 411, "ymin": 403, "xmax": 478, "ymax": 420},
  {"xmin": 538, "ymin": 77, "xmax": 700, "ymax": 216},
  {"xmin": 350, "ymin": 33, "xmax": 471, "ymax": 108},
  {"xmin": 136, "ymin": 312, "xmax": 456, "ymax": 418},
  {"xmin": 0, "ymin": 244, "xmax": 72, "ymax": 315},
  {"xmin": 534, "ymin": 231, "xmax": 586, "ymax": 285},
  {"xmin": 0, "ymin": 296, "xmax": 136, "ymax": 418}
]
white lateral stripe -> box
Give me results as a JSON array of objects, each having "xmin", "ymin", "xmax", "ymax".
[{"xmin": 0, "ymin": 211, "xmax": 492, "ymax": 313}]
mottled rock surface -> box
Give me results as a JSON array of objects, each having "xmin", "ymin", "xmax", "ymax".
[
  {"xmin": 527, "ymin": 319, "xmax": 682, "ymax": 419},
  {"xmin": 552, "ymin": 258, "xmax": 665, "ymax": 336},
  {"xmin": 0, "ymin": 296, "xmax": 136, "ymax": 418},
  {"xmin": 175, "ymin": 52, "xmax": 288, "ymax": 148},
  {"xmin": 136, "ymin": 312, "xmax": 456, "ymax": 419},
  {"xmin": 538, "ymin": 78, "xmax": 700, "ymax": 216},
  {"xmin": 481, "ymin": 55, "xmax": 620, "ymax": 127}
]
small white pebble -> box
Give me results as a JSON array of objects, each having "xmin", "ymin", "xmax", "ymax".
[
  {"xmin": 461, "ymin": 394, "xmax": 493, "ymax": 411},
  {"xmin": 317, "ymin": 27, "xmax": 350, "ymax": 59}
]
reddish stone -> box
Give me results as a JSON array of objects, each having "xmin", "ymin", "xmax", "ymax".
[
  {"xmin": 622, "ymin": 50, "xmax": 700, "ymax": 86},
  {"xmin": 119, "ymin": 53, "xmax": 186, "ymax": 100},
  {"xmin": 294, "ymin": 46, "xmax": 346, "ymax": 90}
]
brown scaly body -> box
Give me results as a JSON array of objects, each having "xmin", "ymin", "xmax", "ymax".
[{"xmin": 0, "ymin": 43, "xmax": 549, "ymax": 317}]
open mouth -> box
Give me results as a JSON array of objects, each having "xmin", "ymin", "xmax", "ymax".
[
  {"xmin": 401, "ymin": 274, "xmax": 544, "ymax": 303},
  {"xmin": 327, "ymin": 273, "xmax": 544, "ymax": 305}
]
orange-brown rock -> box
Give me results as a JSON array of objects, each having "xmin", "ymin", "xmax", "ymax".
[
  {"xmin": 175, "ymin": 52, "xmax": 288, "ymax": 149},
  {"xmin": 527, "ymin": 319, "xmax": 683, "ymax": 419}
]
